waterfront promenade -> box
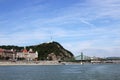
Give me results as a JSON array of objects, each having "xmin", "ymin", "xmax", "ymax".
[{"xmin": 0, "ymin": 61, "xmax": 62, "ymax": 66}]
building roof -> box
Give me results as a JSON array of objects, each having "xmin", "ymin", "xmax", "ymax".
[
  {"xmin": 22, "ymin": 49, "xmax": 28, "ymax": 53},
  {"xmin": 0, "ymin": 48, "xmax": 14, "ymax": 53},
  {"xmin": 0, "ymin": 48, "xmax": 4, "ymax": 53}
]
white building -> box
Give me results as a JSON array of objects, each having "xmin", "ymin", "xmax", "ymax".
[{"xmin": 16, "ymin": 47, "xmax": 38, "ymax": 61}]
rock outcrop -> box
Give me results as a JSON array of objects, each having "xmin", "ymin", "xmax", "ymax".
[{"xmin": 28, "ymin": 41, "xmax": 74, "ymax": 61}]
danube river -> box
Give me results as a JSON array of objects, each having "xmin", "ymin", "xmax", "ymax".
[{"xmin": 0, "ymin": 64, "xmax": 120, "ymax": 80}]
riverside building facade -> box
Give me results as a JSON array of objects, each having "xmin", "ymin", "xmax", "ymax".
[
  {"xmin": 0, "ymin": 48, "xmax": 38, "ymax": 61},
  {"xmin": 17, "ymin": 47, "xmax": 38, "ymax": 61},
  {"xmin": 0, "ymin": 48, "xmax": 16, "ymax": 60}
]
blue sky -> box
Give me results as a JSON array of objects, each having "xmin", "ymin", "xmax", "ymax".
[{"xmin": 0, "ymin": 0, "xmax": 120, "ymax": 57}]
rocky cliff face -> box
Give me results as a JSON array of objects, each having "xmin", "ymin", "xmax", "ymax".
[{"xmin": 28, "ymin": 41, "xmax": 74, "ymax": 61}]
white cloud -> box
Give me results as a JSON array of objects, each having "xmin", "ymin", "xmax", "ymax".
[
  {"xmin": 86, "ymin": 0, "xmax": 120, "ymax": 20},
  {"xmin": 0, "ymin": 0, "xmax": 120, "ymax": 57}
]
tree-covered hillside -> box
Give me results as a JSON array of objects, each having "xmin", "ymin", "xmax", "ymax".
[
  {"xmin": 0, "ymin": 41, "xmax": 74, "ymax": 61},
  {"xmin": 27, "ymin": 41, "xmax": 74, "ymax": 61}
]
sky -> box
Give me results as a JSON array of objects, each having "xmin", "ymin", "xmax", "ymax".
[{"xmin": 0, "ymin": 0, "xmax": 120, "ymax": 57}]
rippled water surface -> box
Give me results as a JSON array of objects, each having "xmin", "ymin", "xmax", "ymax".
[{"xmin": 0, "ymin": 64, "xmax": 120, "ymax": 80}]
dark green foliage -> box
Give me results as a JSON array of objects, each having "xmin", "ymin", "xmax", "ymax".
[
  {"xmin": 0, "ymin": 41, "xmax": 74, "ymax": 61},
  {"xmin": 0, "ymin": 45, "xmax": 23, "ymax": 51},
  {"xmin": 26, "ymin": 41, "xmax": 74, "ymax": 60}
]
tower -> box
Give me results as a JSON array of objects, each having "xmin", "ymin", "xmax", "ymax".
[
  {"xmin": 29, "ymin": 48, "xmax": 33, "ymax": 52},
  {"xmin": 81, "ymin": 52, "xmax": 83, "ymax": 60},
  {"xmin": 35, "ymin": 51, "xmax": 38, "ymax": 58},
  {"xmin": 50, "ymin": 32, "xmax": 53, "ymax": 42},
  {"xmin": 23, "ymin": 47, "xmax": 28, "ymax": 54}
]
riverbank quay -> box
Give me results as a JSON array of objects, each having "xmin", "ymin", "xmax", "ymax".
[
  {"xmin": 0, "ymin": 61, "xmax": 92, "ymax": 66},
  {"xmin": 0, "ymin": 61, "xmax": 63, "ymax": 66}
]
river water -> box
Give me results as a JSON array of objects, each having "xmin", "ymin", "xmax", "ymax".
[{"xmin": 0, "ymin": 64, "xmax": 120, "ymax": 80}]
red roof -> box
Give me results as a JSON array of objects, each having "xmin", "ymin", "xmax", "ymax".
[
  {"xmin": 0, "ymin": 48, "xmax": 4, "ymax": 52},
  {"xmin": 23, "ymin": 49, "xmax": 28, "ymax": 53},
  {"xmin": 0, "ymin": 48, "xmax": 14, "ymax": 53}
]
